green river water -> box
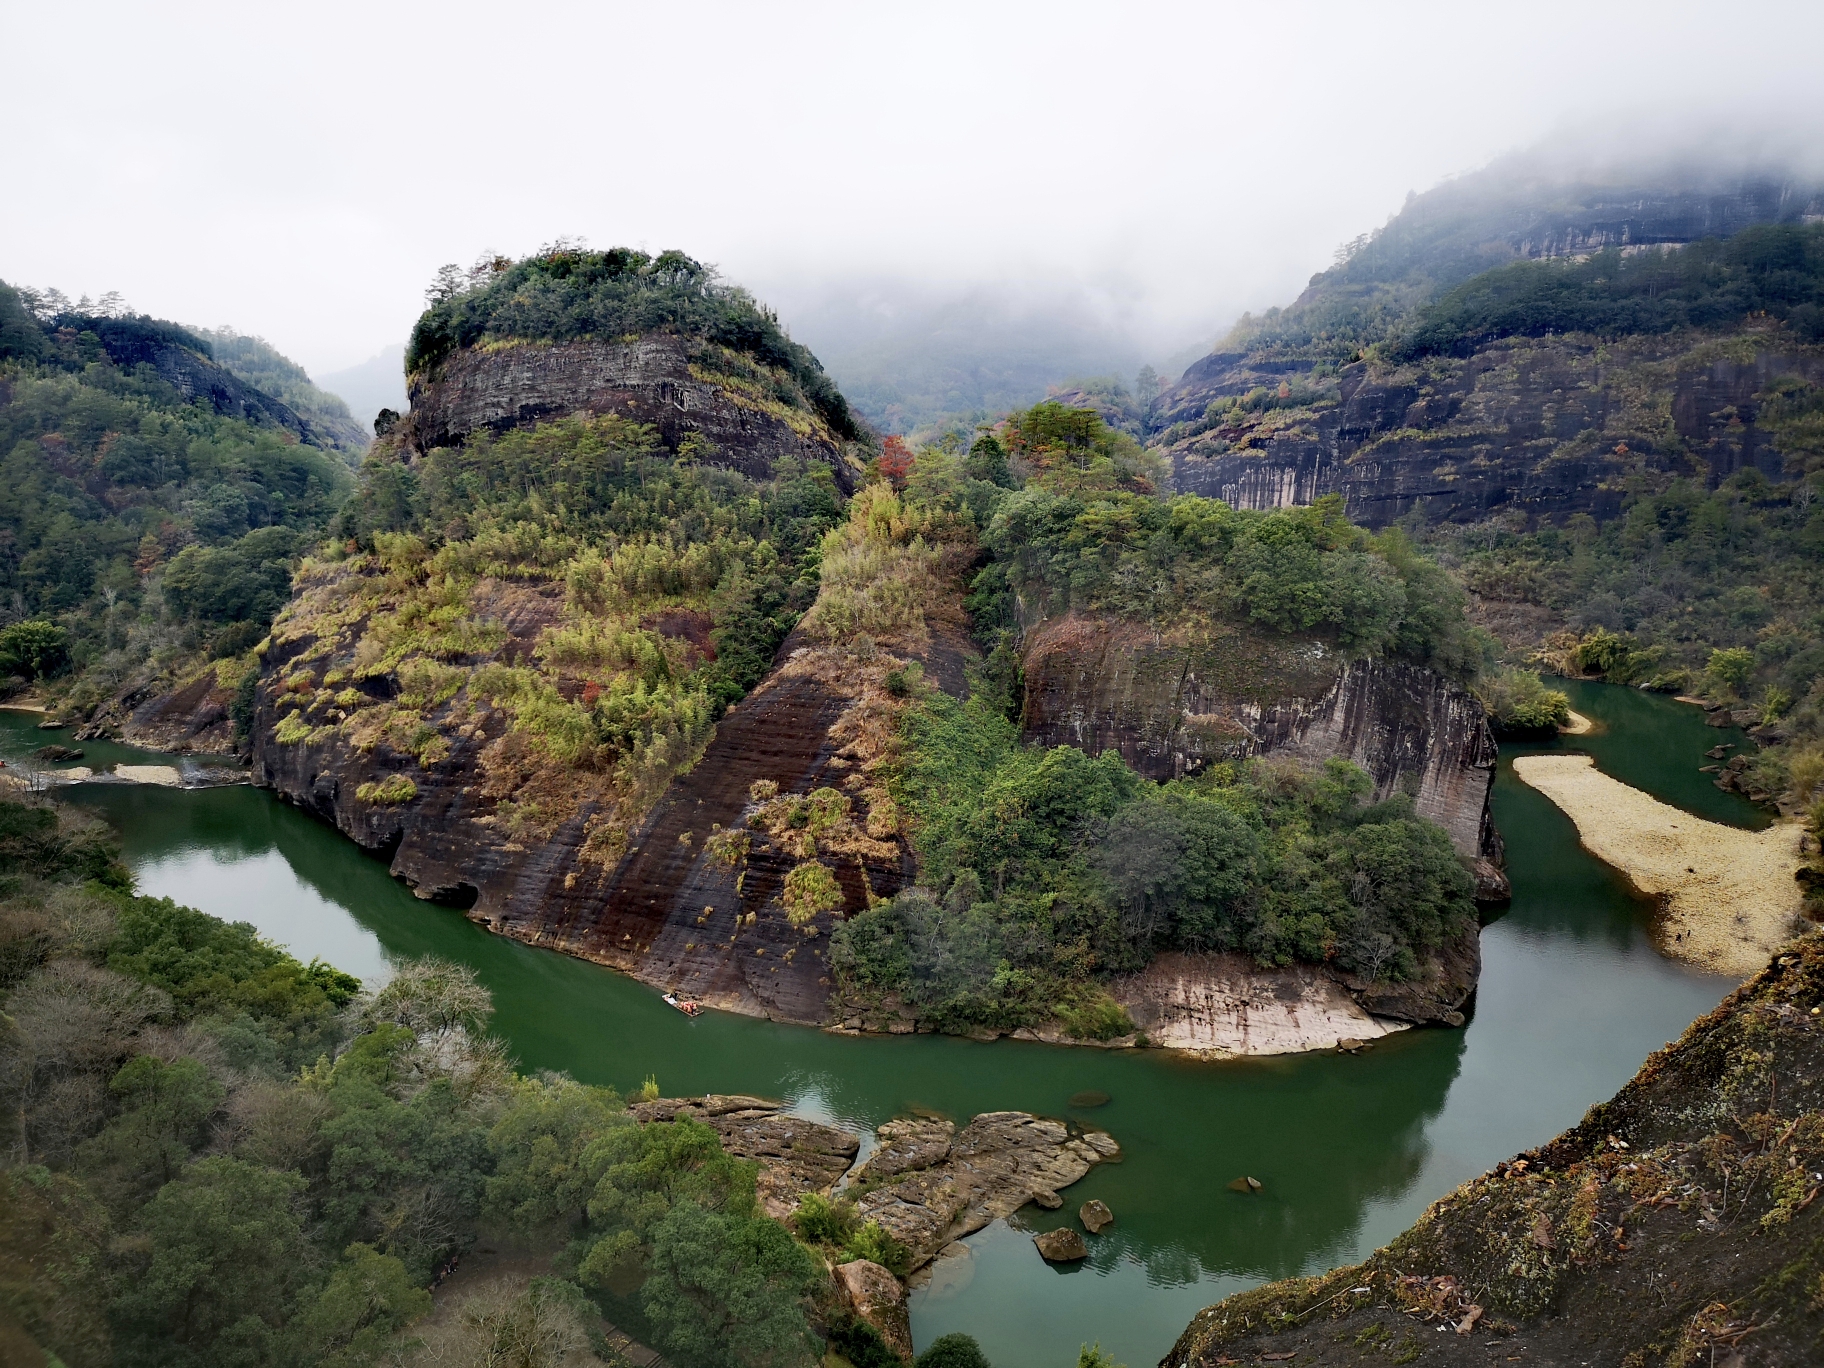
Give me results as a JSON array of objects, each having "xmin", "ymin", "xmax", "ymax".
[{"xmin": 0, "ymin": 680, "xmax": 1764, "ymax": 1368}]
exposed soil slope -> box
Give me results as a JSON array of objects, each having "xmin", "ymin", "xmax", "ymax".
[{"xmin": 1163, "ymin": 932, "xmax": 1824, "ymax": 1368}]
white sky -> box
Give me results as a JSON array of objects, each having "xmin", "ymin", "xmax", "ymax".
[{"xmin": 4, "ymin": 0, "xmax": 1821, "ymax": 376}]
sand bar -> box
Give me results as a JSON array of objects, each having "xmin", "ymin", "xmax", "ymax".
[
  {"xmin": 1559, "ymin": 710, "xmax": 1594, "ymax": 735},
  {"xmin": 114, "ymin": 764, "xmax": 185, "ymax": 787},
  {"xmin": 1512, "ymin": 753, "xmax": 1805, "ymax": 979}
]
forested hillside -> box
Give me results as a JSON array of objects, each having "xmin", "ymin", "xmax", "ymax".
[
  {"xmin": 0, "ymin": 789, "xmax": 931, "ymax": 1368},
  {"xmin": 195, "ymin": 326, "xmax": 372, "ymax": 453},
  {"xmin": 0, "ymin": 280, "xmax": 354, "ymax": 720}
]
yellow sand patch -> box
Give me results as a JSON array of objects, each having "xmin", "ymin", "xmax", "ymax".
[
  {"xmin": 113, "ymin": 764, "xmax": 185, "ymax": 787},
  {"xmin": 1512, "ymin": 753, "xmax": 1806, "ymax": 980},
  {"xmin": 1559, "ymin": 710, "xmax": 1594, "ymax": 735}
]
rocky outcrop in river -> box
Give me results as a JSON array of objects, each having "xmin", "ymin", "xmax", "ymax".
[{"xmin": 849, "ymin": 1112, "xmax": 1120, "ymax": 1272}]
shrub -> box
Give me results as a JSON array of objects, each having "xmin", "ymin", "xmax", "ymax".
[
  {"xmin": 917, "ymin": 1335, "xmax": 992, "ymax": 1368},
  {"xmin": 1055, "ymin": 994, "xmax": 1136, "ymax": 1042},
  {"xmin": 791, "ymin": 1192, "xmax": 858, "ymax": 1245},
  {"xmin": 355, "ymin": 775, "xmax": 418, "ymax": 805},
  {"xmin": 841, "ymin": 1220, "xmax": 911, "ymax": 1277},
  {"xmin": 781, "ymin": 862, "xmax": 843, "ymax": 925}
]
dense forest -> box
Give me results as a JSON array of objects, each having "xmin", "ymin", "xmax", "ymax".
[
  {"xmin": 1389, "ymin": 223, "xmax": 1824, "ymax": 360},
  {"xmin": 0, "ymin": 789, "xmax": 1007, "ymax": 1368},
  {"xmin": 0, "ymin": 280, "xmax": 355, "ymax": 716}
]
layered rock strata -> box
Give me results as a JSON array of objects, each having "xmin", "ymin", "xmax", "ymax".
[
  {"xmin": 1020, "ymin": 613, "xmax": 1503, "ymax": 873},
  {"xmin": 399, "ymin": 333, "xmax": 863, "ymax": 492},
  {"xmin": 1155, "ymin": 330, "xmax": 1824, "ymax": 529}
]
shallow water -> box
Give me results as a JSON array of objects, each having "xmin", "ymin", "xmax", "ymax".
[{"xmin": 1, "ymin": 688, "xmax": 1759, "ymax": 1368}]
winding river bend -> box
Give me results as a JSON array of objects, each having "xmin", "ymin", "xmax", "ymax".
[{"xmin": 2, "ymin": 681, "xmax": 1763, "ymax": 1368}]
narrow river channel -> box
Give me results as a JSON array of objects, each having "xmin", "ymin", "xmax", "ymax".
[{"xmin": 1, "ymin": 680, "xmax": 1760, "ymax": 1368}]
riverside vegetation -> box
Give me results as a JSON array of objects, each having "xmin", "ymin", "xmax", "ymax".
[
  {"xmin": 821, "ymin": 403, "xmax": 1484, "ymax": 1036},
  {"xmin": 0, "ymin": 787, "xmax": 1006, "ymax": 1368}
]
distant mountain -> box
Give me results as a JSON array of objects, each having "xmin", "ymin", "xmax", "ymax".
[
  {"xmin": 194, "ymin": 326, "xmax": 370, "ymax": 454},
  {"xmin": 778, "ymin": 282, "xmax": 1185, "ymax": 438},
  {"xmin": 319, "ymin": 344, "xmax": 407, "ymax": 434}
]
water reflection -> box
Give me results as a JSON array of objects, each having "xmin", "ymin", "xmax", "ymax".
[{"xmin": 0, "ymin": 695, "xmax": 1738, "ymax": 1368}]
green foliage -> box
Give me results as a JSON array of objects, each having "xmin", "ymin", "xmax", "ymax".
[
  {"xmin": 0, "ymin": 793, "xmax": 129, "ymax": 889},
  {"xmin": 642, "ymin": 1199, "xmax": 823, "ymax": 1368},
  {"xmin": 1077, "ymin": 1343, "xmax": 1124, "ymax": 1368},
  {"xmin": 287, "ymin": 1244, "xmax": 431, "ymax": 1368},
  {"xmin": 196, "ymin": 326, "xmax": 370, "ymax": 454},
  {"xmin": 0, "ymin": 619, "xmax": 68, "ymax": 678},
  {"xmin": 986, "ymin": 407, "xmax": 1481, "ymax": 670},
  {"xmin": 407, "ymin": 245, "xmax": 860, "ymax": 439},
  {"xmin": 915, "ymin": 1333, "xmax": 993, "ymax": 1368},
  {"xmin": 1476, "ymin": 667, "xmax": 1572, "ymax": 735},
  {"xmin": 1436, "ymin": 466, "xmax": 1824, "ymax": 807},
  {"xmin": 484, "ymin": 1074, "xmax": 628, "ymax": 1229},
  {"xmin": 839, "ymin": 1220, "xmax": 911, "ymax": 1278},
  {"xmin": 107, "ymin": 895, "xmax": 356, "ymax": 1058},
  {"xmin": 77, "ymin": 1055, "xmax": 225, "ymax": 1208},
  {"xmin": 355, "ymin": 775, "xmax": 418, "ymax": 805},
  {"xmin": 110, "ymin": 1156, "xmax": 313, "ymax": 1368},
  {"xmin": 0, "ymin": 297, "xmax": 353, "ymax": 681},
  {"xmin": 790, "ymin": 1192, "xmax": 858, "ymax": 1245},
  {"xmin": 1709, "ymin": 646, "xmax": 1756, "ymax": 694},
  {"xmin": 1391, "ymin": 225, "xmax": 1824, "ymax": 360},
  {"xmin": 831, "ymin": 690, "xmax": 1477, "ymax": 1030}
]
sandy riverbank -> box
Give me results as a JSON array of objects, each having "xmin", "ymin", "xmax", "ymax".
[
  {"xmin": 1560, "ymin": 709, "xmax": 1594, "ymax": 735},
  {"xmin": 1511, "ymin": 753, "xmax": 1807, "ymax": 979}
]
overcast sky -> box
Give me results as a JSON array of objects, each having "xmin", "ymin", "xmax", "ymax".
[{"xmin": 5, "ymin": 0, "xmax": 1821, "ymax": 376}]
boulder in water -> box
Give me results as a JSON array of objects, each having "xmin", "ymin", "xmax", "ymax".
[
  {"xmin": 1069, "ymin": 1090, "xmax": 1110, "ymax": 1108},
  {"xmin": 1227, "ymin": 1176, "xmax": 1263, "ymax": 1193},
  {"xmin": 1079, "ymin": 1199, "xmax": 1114, "ymax": 1233},
  {"xmin": 1032, "ymin": 1189, "xmax": 1063, "ymax": 1209},
  {"xmin": 34, "ymin": 744, "xmax": 82, "ymax": 761},
  {"xmin": 1034, "ymin": 1228, "xmax": 1088, "ymax": 1262}
]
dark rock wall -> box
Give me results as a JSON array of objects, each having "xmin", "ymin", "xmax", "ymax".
[
  {"xmin": 1160, "ymin": 330, "xmax": 1824, "ymax": 527},
  {"xmin": 1020, "ymin": 614, "xmax": 1498, "ymax": 860},
  {"xmin": 252, "ymin": 622, "xmax": 960, "ymax": 1025},
  {"xmin": 401, "ymin": 334, "xmax": 862, "ymax": 491}
]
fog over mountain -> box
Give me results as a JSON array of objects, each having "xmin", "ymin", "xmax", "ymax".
[{"xmin": 3, "ymin": 1, "xmax": 1821, "ymax": 414}]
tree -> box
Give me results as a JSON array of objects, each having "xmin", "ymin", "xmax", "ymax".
[
  {"xmin": 111, "ymin": 1158, "xmax": 312, "ymax": 1368},
  {"xmin": 76, "ymin": 1055, "xmax": 224, "ymax": 1208},
  {"xmin": 1709, "ymin": 646, "xmax": 1756, "ymax": 695},
  {"xmin": 916, "ymin": 1334, "xmax": 991, "ymax": 1368},
  {"xmin": 286, "ymin": 1243, "xmax": 431, "ymax": 1368},
  {"xmin": 485, "ymin": 1074, "xmax": 628, "ymax": 1229},
  {"xmin": 0, "ymin": 621, "xmax": 68, "ymax": 679},
  {"xmin": 642, "ymin": 1201, "xmax": 821, "ymax": 1368}
]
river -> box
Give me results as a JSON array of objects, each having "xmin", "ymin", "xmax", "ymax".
[{"xmin": 0, "ymin": 680, "xmax": 1760, "ymax": 1368}]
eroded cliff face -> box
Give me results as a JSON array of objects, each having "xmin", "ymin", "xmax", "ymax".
[
  {"xmin": 400, "ymin": 333, "xmax": 863, "ymax": 491},
  {"xmin": 1157, "ymin": 328, "xmax": 1824, "ymax": 527},
  {"xmin": 253, "ymin": 575, "xmax": 971, "ymax": 1024},
  {"xmin": 1020, "ymin": 613, "xmax": 1501, "ymax": 867}
]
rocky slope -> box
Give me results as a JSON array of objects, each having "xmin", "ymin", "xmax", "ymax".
[
  {"xmin": 399, "ymin": 333, "xmax": 864, "ymax": 492},
  {"xmin": 1156, "ymin": 326, "xmax": 1824, "ymax": 528},
  {"xmin": 1161, "ymin": 933, "xmax": 1824, "ymax": 1368}
]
